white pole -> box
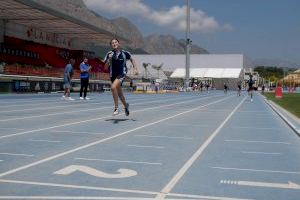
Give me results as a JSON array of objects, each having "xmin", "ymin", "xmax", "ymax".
[{"xmin": 185, "ymin": 0, "xmax": 191, "ymax": 90}]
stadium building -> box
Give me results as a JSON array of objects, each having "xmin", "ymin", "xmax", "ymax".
[{"xmin": 0, "ymin": 0, "xmax": 129, "ymax": 93}]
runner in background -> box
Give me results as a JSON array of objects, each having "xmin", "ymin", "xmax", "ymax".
[
  {"xmin": 247, "ymin": 74, "xmax": 255, "ymax": 102},
  {"xmin": 237, "ymin": 80, "xmax": 242, "ymax": 96},
  {"xmin": 224, "ymin": 83, "xmax": 228, "ymax": 95}
]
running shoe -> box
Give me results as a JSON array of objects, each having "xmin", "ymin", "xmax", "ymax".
[
  {"xmin": 125, "ymin": 103, "xmax": 130, "ymax": 116},
  {"xmin": 79, "ymin": 97, "xmax": 84, "ymax": 100},
  {"xmin": 113, "ymin": 108, "xmax": 119, "ymax": 116},
  {"xmin": 61, "ymin": 95, "xmax": 66, "ymax": 100},
  {"xmin": 84, "ymin": 97, "xmax": 90, "ymax": 100},
  {"xmin": 67, "ymin": 97, "xmax": 75, "ymax": 101}
]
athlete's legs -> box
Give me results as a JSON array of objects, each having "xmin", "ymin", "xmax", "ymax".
[
  {"xmin": 64, "ymin": 88, "xmax": 67, "ymax": 97},
  {"xmin": 111, "ymin": 80, "xmax": 120, "ymax": 109},
  {"xmin": 112, "ymin": 79, "xmax": 127, "ymax": 108}
]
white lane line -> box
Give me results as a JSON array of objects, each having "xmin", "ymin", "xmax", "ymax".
[
  {"xmin": 74, "ymin": 157, "xmax": 162, "ymax": 166},
  {"xmin": 135, "ymin": 135, "xmax": 193, "ymax": 140},
  {"xmin": 211, "ymin": 166, "xmax": 300, "ymax": 175},
  {"xmin": 0, "ymin": 180, "xmax": 253, "ymax": 200},
  {"xmin": 155, "ymin": 97, "xmax": 246, "ymax": 199},
  {"xmin": 0, "ymin": 153, "xmax": 34, "ymax": 157},
  {"xmin": 0, "ymin": 160, "xmax": 3, "ymax": 162},
  {"xmin": 229, "ymin": 126, "xmax": 278, "ymax": 130},
  {"xmin": 165, "ymin": 123, "xmax": 211, "ymax": 128},
  {"xmin": 0, "ymin": 95, "xmax": 164, "ymax": 109},
  {"xmin": 169, "ymin": 192, "xmax": 253, "ymax": 200},
  {"xmin": 0, "ymin": 179, "xmax": 158, "ymax": 196},
  {"xmin": 242, "ymin": 151, "xmax": 282, "ymax": 155},
  {"xmin": 0, "ymin": 94, "xmax": 224, "ymax": 140},
  {"xmin": 51, "ymin": 130, "xmax": 106, "ymax": 135},
  {"xmin": 0, "ymin": 95, "xmax": 202, "ymax": 122},
  {"xmin": 0, "ymin": 96, "xmax": 167, "ymax": 113},
  {"xmin": 29, "ymin": 139, "xmax": 62, "ymax": 143},
  {"xmin": 225, "ymin": 139, "xmax": 290, "ymax": 144},
  {"xmin": 238, "ymin": 110, "xmax": 267, "ymax": 113},
  {"xmin": 0, "ymin": 95, "xmax": 232, "ymax": 178},
  {"xmin": 127, "ymin": 145, "xmax": 165, "ymax": 149},
  {"xmin": 0, "ymin": 195, "xmax": 252, "ymax": 200},
  {"xmin": 0, "ymin": 197, "xmax": 154, "ymax": 200},
  {"xmin": 0, "ymin": 128, "xmax": 25, "ymax": 131}
]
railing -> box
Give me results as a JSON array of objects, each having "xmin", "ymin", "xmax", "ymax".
[{"xmin": 2, "ymin": 64, "xmax": 110, "ymax": 81}]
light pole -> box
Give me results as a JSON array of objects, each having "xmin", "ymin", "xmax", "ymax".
[{"xmin": 185, "ymin": 0, "xmax": 191, "ymax": 90}]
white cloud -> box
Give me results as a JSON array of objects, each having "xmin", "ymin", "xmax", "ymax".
[
  {"xmin": 84, "ymin": 0, "xmax": 150, "ymax": 16},
  {"xmin": 84, "ymin": 0, "xmax": 232, "ymax": 33},
  {"xmin": 223, "ymin": 24, "xmax": 234, "ymax": 31}
]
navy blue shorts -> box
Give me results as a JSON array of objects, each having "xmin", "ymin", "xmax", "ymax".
[{"xmin": 111, "ymin": 75, "xmax": 125, "ymax": 85}]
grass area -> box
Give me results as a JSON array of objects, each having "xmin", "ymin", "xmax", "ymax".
[{"xmin": 263, "ymin": 92, "xmax": 300, "ymax": 118}]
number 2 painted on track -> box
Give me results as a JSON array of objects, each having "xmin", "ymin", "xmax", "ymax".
[{"xmin": 53, "ymin": 165, "xmax": 138, "ymax": 179}]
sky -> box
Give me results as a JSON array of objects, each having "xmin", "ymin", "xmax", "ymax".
[{"xmin": 83, "ymin": 0, "xmax": 300, "ymax": 66}]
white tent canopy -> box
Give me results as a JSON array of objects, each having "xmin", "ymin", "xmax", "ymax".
[
  {"xmin": 170, "ymin": 68, "xmax": 242, "ymax": 78},
  {"xmin": 133, "ymin": 54, "xmax": 253, "ymax": 79}
]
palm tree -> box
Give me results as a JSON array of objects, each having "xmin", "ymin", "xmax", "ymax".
[
  {"xmin": 152, "ymin": 63, "xmax": 163, "ymax": 78},
  {"xmin": 142, "ymin": 62, "xmax": 151, "ymax": 79}
]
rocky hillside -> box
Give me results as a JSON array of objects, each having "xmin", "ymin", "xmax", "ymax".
[
  {"xmin": 144, "ymin": 34, "xmax": 209, "ymax": 54},
  {"xmin": 111, "ymin": 17, "xmax": 144, "ymax": 49},
  {"xmin": 32, "ymin": 0, "xmax": 209, "ymax": 54}
]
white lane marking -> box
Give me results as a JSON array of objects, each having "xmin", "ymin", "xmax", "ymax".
[
  {"xmin": 54, "ymin": 165, "xmax": 137, "ymax": 179},
  {"xmin": 0, "ymin": 153, "xmax": 34, "ymax": 157},
  {"xmin": 155, "ymin": 97, "xmax": 247, "ymax": 199},
  {"xmin": 51, "ymin": 130, "xmax": 106, "ymax": 135},
  {"xmin": 220, "ymin": 179, "xmax": 300, "ymax": 190},
  {"xmin": 0, "ymin": 179, "xmax": 252, "ymax": 200},
  {"xmin": 169, "ymin": 192, "xmax": 253, "ymax": 200},
  {"xmin": 0, "ymin": 94, "xmax": 207, "ymax": 122},
  {"xmin": 0, "ymin": 95, "xmax": 168, "ymax": 113},
  {"xmin": 266, "ymin": 99, "xmax": 300, "ymax": 135},
  {"xmin": 0, "ymin": 179, "xmax": 158, "ymax": 196},
  {"xmin": 212, "ymin": 166, "xmax": 300, "ymax": 175},
  {"xmin": 0, "ymin": 160, "xmax": 3, "ymax": 162},
  {"xmin": 0, "ymin": 95, "xmax": 232, "ymax": 178},
  {"xmin": 238, "ymin": 110, "xmax": 266, "ymax": 113},
  {"xmin": 0, "ymin": 95, "xmax": 164, "ymax": 109},
  {"xmin": 164, "ymin": 123, "xmax": 211, "ymax": 127},
  {"xmin": 0, "ymin": 128, "xmax": 25, "ymax": 131},
  {"xmin": 127, "ymin": 145, "xmax": 165, "ymax": 149},
  {"xmin": 135, "ymin": 135, "xmax": 193, "ymax": 140},
  {"xmin": 225, "ymin": 139, "xmax": 290, "ymax": 144},
  {"xmin": 74, "ymin": 158, "xmax": 162, "ymax": 166},
  {"xmin": 0, "ymin": 197, "xmax": 155, "ymax": 200},
  {"xmin": 29, "ymin": 139, "xmax": 62, "ymax": 143},
  {"xmin": 201, "ymin": 109, "xmax": 232, "ymax": 112},
  {"xmin": 229, "ymin": 126, "xmax": 279, "ymax": 130},
  {"xmin": 242, "ymin": 151, "xmax": 282, "ymax": 155},
  {"xmin": 0, "ymin": 94, "xmax": 224, "ymax": 140}
]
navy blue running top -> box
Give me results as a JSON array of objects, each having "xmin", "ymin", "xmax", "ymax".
[{"xmin": 104, "ymin": 50, "xmax": 132, "ymax": 78}]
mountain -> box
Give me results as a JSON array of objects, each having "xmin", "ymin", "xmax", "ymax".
[
  {"xmin": 33, "ymin": 0, "xmax": 209, "ymax": 55},
  {"xmin": 253, "ymin": 58, "xmax": 300, "ymax": 69},
  {"xmin": 33, "ymin": 0, "xmax": 115, "ymax": 34},
  {"xmin": 111, "ymin": 17, "xmax": 145, "ymax": 49},
  {"xmin": 109, "ymin": 20, "xmax": 209, "ymax": 54},
  {"xmin": 144, "ymin": 34, "xmax": 209, "ymax": 54}
]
